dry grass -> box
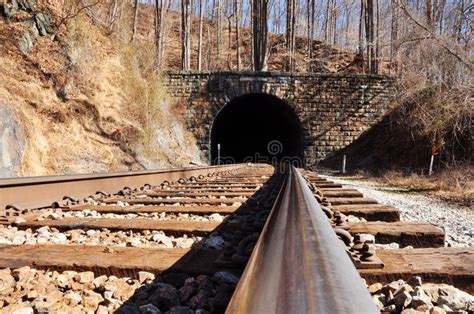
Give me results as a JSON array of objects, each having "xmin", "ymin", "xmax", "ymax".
[
  {"xmin": 0, "ymin": 2, "xmax": 205, "ymax": 176},
  {"xmin": 374, "ymin": 166, "xmax": 474, "ymax": 207}
]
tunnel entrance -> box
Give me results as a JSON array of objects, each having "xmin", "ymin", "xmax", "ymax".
[{"xmin": 210, "ymin": 93, "xmax": 304, "ymax": 164}]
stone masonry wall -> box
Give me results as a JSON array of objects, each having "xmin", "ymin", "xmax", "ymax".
[{"xmin": 165, "ymin": 71, "xmax": 394, "ymax": 168}]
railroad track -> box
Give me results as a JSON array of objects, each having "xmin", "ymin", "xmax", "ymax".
[{"xmin": 0, "ymin": 164, "xmax": 472, "ymax": 313}]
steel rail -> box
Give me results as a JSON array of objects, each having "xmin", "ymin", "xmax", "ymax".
[
  {"xmin": 226, "ymin": 165, "xmax": 378, "ymax": 313},
  {"xmin": 0, "ymin": 164, "xmax": 243, "ymax": 211}
]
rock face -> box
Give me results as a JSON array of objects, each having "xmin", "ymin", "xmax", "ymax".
[
  {"xmin": 0, "ymin": 0, "xmax": 51, "ymax": 54},
  {"xmin": 34, "ymin": 12, "xmax": 51, "ymax": 36},
  {"xmin": 17, "ymin": 0, "xmax": 36, "ymax": 11},
  {"xmin": 0, "ymin": 0, "xmax": 19, "ymax": 19},
  {"xmin": 0, "ymin": 106, "xmax": 25, "ymax": 178},
  {"xmin": 0, "ymin": 0, "xmax": 35, "ymax": 18}
]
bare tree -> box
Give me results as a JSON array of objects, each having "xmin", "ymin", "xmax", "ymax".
[
  {"xmin": 131, "ymin": 0, "xmax": 139, "ymax": 42},
  {"xmin": 198, "ymin": 0, "xmax": 204, "ymax": 70},
  {"xmin": 286, "ymin": 0, "xmax": 296, "ymax": 71},
  {"xmin": 216, "ymin": 0, "xmax": 222, "ymax": 68},
  {"xmin": 253, "ymin": 0, "xmax": 268, "ymax": 71},
  {"xmin": 359, "ymin": 0, "xmax": 365, "ymax": 55},
  {"xmin": 181, "ymin": 0, "xmax": 192, "ymax": 70},
  {"xmin": 155, "ymin": 0, "xmax": 167, "ymax": 68},
  {"xmin": 207, "ymin": 25, "xmax": 212, "ymax": 69},
  {"xmin": 396, "ymin": 0, "xmax": 472, "ymax": 70},
  {"xmin": 224, "ymin": 0, "xmax": 234, "ymax": 69},
  {"xmin": 425, "ymin": 0, "xmax": 433, "ymax": 30},
  {"xmin": 324, "ymin": 0, "xmax": 330, "ymax": 42},
  {"xmin": 389, "ymin": 0, "xmax": 398, "ymax": 74},
  {"xmin": 235, "ymin": 0, "xmax": 241, "ymax": 70},
  {"xmin": 365, "ymin": 0, "xmax": 377, "ymax": 73},
  {"xmin": 55, "ymin": 1, "xmax": 100, "ymax": 37},
  {"xmin": 306, "ymin": 0, "xmax": 311, "ymax": 71},
  {"xmin": 108, "ymin": 0, "xmax": 124, "ymax": 31}
]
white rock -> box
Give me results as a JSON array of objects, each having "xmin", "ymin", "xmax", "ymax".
[
  {"xmin": 37, "ymin": 226, "xmax": 51, "ymax": 236},
  {"xmin": 75, "ymin": 271, "xmax": 95, "ymax": 284},
  {"xmin": 64, "ymin": 290, "xmax": 82, "ymax": 305},
  {"xmin": 12, "ymin": 234, "xmax": 26, "ymax": 245},
  {"xmin": 151, "ymin": 234, "xmax": 173, "ymax": 248},
  {"xmin": 128, "ymin": 238, "xmax": 142, "ymax": 247},
  {"xmin": 56, "ymin": 274, "xmax": 70, "ymax": 288},
  {"xmin": 389, "ymin": 242, "xmax": 400, "ymax": 249},
  {"xmin": 175, "ymin": 238, "xmax": 194, "ymax": 249},
  {"xmin": 357, "ymin": 233, "xmax": 375, "ymax": 244},
  {"xmin": 138, "ymin": 271, "xmax": 155, "ymax": 284},
  {"xmin": 12, "ymin": 308, "xmax": 34, "ymax": 314},
  {"xmin": 51, "ymin": 233, "xmax": 67, "ymax": 244},
  {"xmin": 86, "ymin": 230, "xmax": 96, "ymax": 236},
  {"xmin": 37, "ymin": 236, "xmax": 49, "ymax": 244},
  {"xmin": 13, "ymin": 217, "xmax": 26, "ymax": 224},
  {"xmin": 209, "ymin": 213, "xmax": 224, "ymax": 222}
]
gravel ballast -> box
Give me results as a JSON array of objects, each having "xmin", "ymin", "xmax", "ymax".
[{"xmin": 320, "ymin": 175, "xmax": 474, "ymax": 247}]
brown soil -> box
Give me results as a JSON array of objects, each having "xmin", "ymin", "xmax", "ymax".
[{"xmin": 0, "ymin": 2, "xmax": 203, "ymax": 176}]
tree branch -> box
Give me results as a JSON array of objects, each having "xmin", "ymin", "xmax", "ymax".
[{"xmin": 396, "ymin": 1, "xmax": 473, "ymax": 71}]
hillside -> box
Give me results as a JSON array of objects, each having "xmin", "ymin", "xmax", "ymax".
[
  {"xmin": 0, "ymin": 0, "xmax": 205, "ymax": 177},
  {"xmin": 0, "ymin": 0, "xmax": 378, "ymax": 177},
  {"xmin": 129, "ymin": 3, "xmax": 385, "ymax": 74}
]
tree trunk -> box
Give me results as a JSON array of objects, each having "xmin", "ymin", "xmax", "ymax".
[
  {"xmin": 131, "ymin": 0, "xmax": 139, "ymax": 42},
  {"xmin": 227, "ymin": 12, "xmax": 232, "ymax": 69},
  {"xmin": 306, "ymin": 0, "xmax": 311, "ymax": 71},
  {"xmin": 108, "ymin": 0, "xmax": 119, "ymax": 31},
  {"xmin": 345, "ymin": 7, "xmax": 351, "ymax": 47},
  {"xmin": 310, "ymin": 0, "xmax": 315, "ymax": 71},
  {"xmin": 324, "ymin": 0, "xmax": 330, "ymax": 42},
  {"xmin": 436, "ymin": 0, "xmax": 446, "ymax": 34},
  {"xmin": 181, "ymin": 0, "xmax": 191, "ymax": 70},
  {"xmin": 250, "ymin": 0, "xmax": 255, "ymax": 70},
  {"xmin": 155, "ymin": 0, "xmax": 165, "ymax": 68},
  {"xmin": 332, "ymin": 0, "xmax": 337, "ymax": 44},
  {"xmin": 390, "ymin": 0, "xmax": 398, "ymax": 74},
  {"xmin": 253, "ymin": 0, "xmax": 268, "ymax": 71},
  {"xmin": 365, "ymin": 0, "xmax": 377, "ymax": 73},
  {"xmin": 425, "ymin": 0, "xmax": 433, "ymax": 30},
  {"xmin": 207, "ymin": 25, "xmax": 211, "ymax": 69},
  {"xmin": 198, "ymin": 0, "xmax": 203, "ymax": 71},
  {"xmin": 216, "ymin": 0, "xmax": 222, "ymax": 68},
  {"xmin": 359, "ymin": 0, "xmax": 365, "ymax": 55},
  {"xmin": 235, "ymin": 0, "xmax": 241, "ymax": 70},
  {"xmin": 286, "ymin": 0, "xmax": 296, "ymax": 71},
  {"xmin": 375, "ymin": 0, "xmax": 379, "ymax": 73}
]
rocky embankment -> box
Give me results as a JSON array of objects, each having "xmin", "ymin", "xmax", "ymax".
[
  {"xmin": 369, "ymin": 277, "xmax": 473, "ymax": 313},
  {"xmin": 0, "ymin": 267, "xmax": 240, "ymax": 313},
  {"xmin": 1, "ymin": 266, "xmax": 473, "ymax": 313}
]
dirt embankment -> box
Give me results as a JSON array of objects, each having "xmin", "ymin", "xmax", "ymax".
[
  {"xmin": 0, "ymin": 0, "xmax": 204, "ymax": 177},
  {"xmin": 319, "ymin": 86, "xmax": 473, "ymax": 206}
]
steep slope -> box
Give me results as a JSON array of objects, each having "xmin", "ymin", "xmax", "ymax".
[{"xmin": 0, "ymin": 1, "xmax": 204, "ymax": 177}]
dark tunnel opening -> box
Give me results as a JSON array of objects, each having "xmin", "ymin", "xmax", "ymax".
[{"xmin": 210, "ymin": 93, "xmax": 304, "ymax": 165}]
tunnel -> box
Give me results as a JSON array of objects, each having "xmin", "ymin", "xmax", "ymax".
[{"xmin": 210, "ymin": 93, "xmax": 304, "ymax": 165}]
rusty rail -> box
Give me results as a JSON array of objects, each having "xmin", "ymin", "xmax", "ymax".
[
  {"xmin": 0, "ymin": 164, "xmax": 243, "ymax": 211},
  {"xmin": 226, "ymin": 165, "xmax": 378, "ymax": 313}
]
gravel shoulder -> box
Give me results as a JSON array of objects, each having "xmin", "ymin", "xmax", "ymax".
[{"xmin": 320, "ymin": 174, "xmax": 474, "ymax": 247}]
